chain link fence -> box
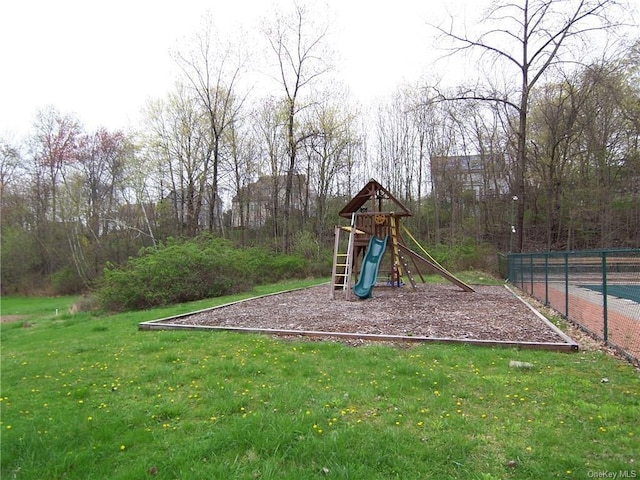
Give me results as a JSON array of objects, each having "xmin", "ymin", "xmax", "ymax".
[{"xmin": 507, "ymin": 249, "xmax": 640, "ymax": 365}]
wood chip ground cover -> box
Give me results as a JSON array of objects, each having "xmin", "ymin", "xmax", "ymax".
[{"xmin": 158, "ymin": 284, "xmax": 571, "ymax": 345}]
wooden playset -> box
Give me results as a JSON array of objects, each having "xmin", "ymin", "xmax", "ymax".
[{"xmin": 331, "ymin": 179, "xmax": 474, "ymax": 299}]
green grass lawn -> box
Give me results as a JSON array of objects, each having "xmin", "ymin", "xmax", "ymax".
[{"xmin": 1, "ymin": 278, "xmax": 639, "ymax": 479}]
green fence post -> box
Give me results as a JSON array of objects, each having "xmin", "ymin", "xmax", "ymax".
[
  {"xmin": 564, "ymin": 252, "xmax": 569, "ymax": 318},
  {"xmin": 544, "ymin": 253, "xmax": 549, "ymax": 306},
  {"xmin": 530, "ymin": 255, "xmax": 534, "ymax": 295},
  {"xmin": 602, "ymin": 251, "xmax": 608, "ymax": 343}
]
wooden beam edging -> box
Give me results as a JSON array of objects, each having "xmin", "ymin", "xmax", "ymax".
[
  {"xmin": 503, "ymin": 284, "xmax": 579, "ymax": 351},
  {"xmin": 139, "ymin": 321, "xmax": 578, "ymax": 352}
]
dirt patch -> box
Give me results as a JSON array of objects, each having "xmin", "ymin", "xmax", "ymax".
[
  {"xmin": 153, "ymin": 283, "xmax": 575, "ymax": 347},
  {"xmin": 0, "ymin": 315, "xmax": 28, "ymax": 324}
]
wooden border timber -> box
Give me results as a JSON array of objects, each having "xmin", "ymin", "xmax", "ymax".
[
  {"xmin": 138, "ymin": 321, "xmax": 578, "ymax": 351},
  {"xmin": 504, "ymin": 284, "xmax": 578, "ymax": 350}
]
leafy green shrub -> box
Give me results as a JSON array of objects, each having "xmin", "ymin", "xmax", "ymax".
[
  {"xmin": 96, "ymin": 235, "xmax": 310, "ymax": 312},
  {"xmin": 291, "ymin": 230, "xmax": 334, "ymax": 276},
  {"xmin": 292, "ymin": 230, "xmax": 321, "ymax": 260},
  {"xmin": 240, "ymin": 247, "xmax": 308, "ymax": 284}
]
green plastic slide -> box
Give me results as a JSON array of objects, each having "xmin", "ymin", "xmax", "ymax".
[{"xmin": 353, "ymin": 235, "xmax": 389, "ymax": 299}]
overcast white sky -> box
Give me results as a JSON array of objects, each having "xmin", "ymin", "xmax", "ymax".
[
  {"xmin": 1, "ymin": 0, "xmax": 636, "ymax": 139},
  {"xmin": 0, "ymin": 0, "xmax": 486, "ymax": 138}
]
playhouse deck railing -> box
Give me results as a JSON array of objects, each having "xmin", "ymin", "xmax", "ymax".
[{"xmin": 507, "ymin": 249, "xmax": 640, "ymax": 365}]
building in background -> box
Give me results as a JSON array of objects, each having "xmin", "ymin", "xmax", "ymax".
[
  {"xmin": 430, "ymin": 153, "xmax": 510, "ymax": 201},
  {"xmin": 230, "ymin": 174, "xmax": 315, "ymax": 228}
]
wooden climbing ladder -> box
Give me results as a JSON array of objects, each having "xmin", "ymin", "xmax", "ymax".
[{"xmin": 331, "ymin": 213, "xmax": 358, "ymax": 299}]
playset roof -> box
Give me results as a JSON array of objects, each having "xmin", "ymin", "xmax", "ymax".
[{"xmin": 338, "ymin": 179, "xmax": 412, "ymax": 218}]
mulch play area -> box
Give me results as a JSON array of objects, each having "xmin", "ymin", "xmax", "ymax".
[{"xmin": 139, "ymin": 283, "xmax": 579, "ymax": 351}]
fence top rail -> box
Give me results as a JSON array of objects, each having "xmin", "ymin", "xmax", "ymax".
[
  {"xmin": 508, "ymin": 248, "xmax": 639, "ymax": 259},
  {"xmin": 519, "ymin": 257, "xmax": 638, "ymax": 266}
]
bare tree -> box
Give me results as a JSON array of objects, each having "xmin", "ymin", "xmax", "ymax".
[
  {"xmin": 61, "ymin": 128, "xmax": 131, "ymax": 285},
  {"xmin": 301, "ymin": 87, "xmax": 361, "ymax": 237},
  {"xmin": 375, "ymin": 89, "xmax": 415, "ymax": 201},
  {"xmin": 405, "ymin": 85, "xmax": 437, "ymax": 218},
  {"xmin": 173, "ymin": 16, "xmax": 247, "ymax": 235},
  {"xmin": 263, "ymin": 1, "xmax": 332, "ymax": 252},
  {"xmin": 224, "ymin": 111, "xmax": 259, "ymax": 245},
  {"xmin": 253, "ymin": 96, "xmax": 288, "ymax": 249},
  {"xmin": 26, "ymin": 107, "xmax": 81, "ymax": 278},
  {"xmin": 433, "ymin": 0, "xmax": 625, "ymax": 251},
  {"xmin": 30, "ymin": 106, "xmax": 81, "ymax": 224},
  {"xmin": 144, "ymin": 86, "xmax": 212, "ymax": 237},
  {"xmin": 0, "ymin": 140, "xmax": 21, "ymax": 204},
  {"xmin": 570, "ymin": 59, "xmax": 640, "ymax": 248},
  {"xmin": 528, "ymin": 77, "xmax": 584, "ymax": 249},
  {"xmin": 0, "ymin": 140, "xmax": 43, "ymax": 293}
]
